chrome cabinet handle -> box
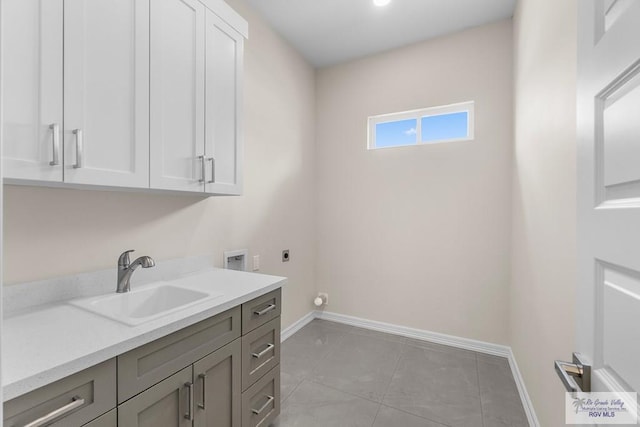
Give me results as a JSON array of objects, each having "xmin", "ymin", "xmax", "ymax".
[
  {"xmin": 198, "ymin": 374, "xmax": 206, "ymax": 410},
  {"xmin": 22, "ymin": 396, "xmax": 85, "ymax": 427},
  {"xmin": 184, "ymin": 382, "xmax": 194, "ymax": 421},
  {"xmin": 207, "ymin": 157, "xmax": 215, "ymax": 183},
  {"xmin": 198, "ymin": 156, "xmax": 205, "ymax": 183},
  {"xmin": 73, "ymin": 129, "xmax": 83, "ymax": 168},
  {"xmin": 49, "ymin": 124, "xmax": 60, "ymax": 166},
  {"xmin": 251, "ymin": 395, "xmax": 274, "ymax": 415},
  {"xmin": 251, "ymin": 343, "xmax": 275, "ymax": 359},
  {"xmin": 253, "ymin": 304, "xmax": 276, "ymax": 316}
]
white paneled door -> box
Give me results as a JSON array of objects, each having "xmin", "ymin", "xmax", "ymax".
[
  {"xmin": 576, "ymin": 0, "xmax": 640, "ymax": 404},
  {"xmin": 2, "ymin": 0, "xmax": 63, "ymax": 182},
  {"xmin": 150, "ymin": 0, "xmax": 205, "ymax": 193},
  {"xmin": 64, "ymin": 0, "xmax": 150, "ymax": 188}
]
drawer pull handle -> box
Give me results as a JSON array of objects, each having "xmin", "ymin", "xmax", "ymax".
[
  {"xmin": 251, "ymin": 395, "xmax": 275, "ymax": 415},
  {"xmin": 184, "ymin": 382, "xmax": 194, "ymax": 421},
  {"xmin": 22, "ymin": 396, "xmax": 85, "ymax": 427},
  {"xmin": 252, "ymin": 343, "xmax": 275, "ymax": 359},
  {"xmin": 198, "ymin": 374, "xmax": 207, "ymax": 410},
  {"xmin": 253, "ymin": 304, "xmax": 276, "ymax": 316}
]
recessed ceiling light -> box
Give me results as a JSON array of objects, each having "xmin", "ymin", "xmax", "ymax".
[{"xmin": 373, "ymin": 0, "xmax": 391, "ymax": 7}]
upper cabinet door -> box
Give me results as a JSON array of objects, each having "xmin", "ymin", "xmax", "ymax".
[
  {"xmin": 1, "ymin": 0, "xmax": 63, "ymax": 182},
  {"xmin": 204, "ymin": 10, "xmax": 244, "ymax": 195},
  {"xmin": 150, "ymin": 0, "xmax": 206, "ymax": 193},
  {"xmin": 63, "ymin": 0, "xmax": 150, "ymax": 188}
]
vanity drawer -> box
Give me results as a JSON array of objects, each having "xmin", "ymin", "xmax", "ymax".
[
  {"xmin": 241, "ymin": 318, "xmax": 280, "ymax": 391},
  {"xmin": 242, "ymin": 289, "xmax": 281, "ymax": 334},
  {"xmin": 118, "ymin": 306, "xmax": 241, "ymax": 403},
  {"xmin": 4, "ymin": 358, "xmax": 116, "ymax": 427},
  {"xmin": 241, "ymin": 365, "xmax": 280, "ymax": 427}
]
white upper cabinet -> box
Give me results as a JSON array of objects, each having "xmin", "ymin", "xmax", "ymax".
[
  {"xmin": 150, "ymin": 0, "xmax": 206, "ymax": 193},
  {"xmin": 63, "ymin": 0, "xmax": 150, "ymax": 188},
  {"xmin": 1, "ymin": 0, "xmax": 246, "ymax": 195},
  {"xmin": 2, "ymin": 0, "xmax": 64, "ymax": 182},
  {"xmin": 204, "ymin": 9, "xmax": 244, "ymax": 195}
]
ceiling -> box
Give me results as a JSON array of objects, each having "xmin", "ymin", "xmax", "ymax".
[{"xmin": 246, "ymin": 0, "xmax": 517, "ymax": 68}]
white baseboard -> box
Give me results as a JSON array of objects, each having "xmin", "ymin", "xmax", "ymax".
[
  {"xmin": 281, "ymin": 310, "xmax": 316, "ymax": 341},
  {"xmin": 507, "ymin": 348, "xmax": 540, "ymax": 427},
  {"xmin": 283, "ymin": 309, "xmax": 539, "ymax": 427},
  {"xmin": 315, "ymin": 310, "xmax": 511, "ymax": 356}
]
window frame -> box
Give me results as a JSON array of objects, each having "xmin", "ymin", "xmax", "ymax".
[{"xmin": 367, "ymin": 101, "xmax": 475, "ymax": 150}]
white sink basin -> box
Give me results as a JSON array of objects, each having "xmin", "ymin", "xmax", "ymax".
[{"xmin": 70, "ymin": 283, "xmax": 223, "ymax": 326}]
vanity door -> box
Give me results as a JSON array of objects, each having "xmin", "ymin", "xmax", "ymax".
[
  {"xmin": 118, "ymin": 366, "xmax": 194, "ymax": 427},
  {"xmin": 194, "ymin": 340, "xmax": 242, "ymax": 427}
]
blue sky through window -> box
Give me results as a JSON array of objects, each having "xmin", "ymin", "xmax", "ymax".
[
  {"xmin": 375, "ymin": 119, "xmax": 417, "ymax": 148},
  {"xmin": 421, "ymin": 112, "xmax": 468, "ymax": 142}
]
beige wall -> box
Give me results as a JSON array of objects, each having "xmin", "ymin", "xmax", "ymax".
[
  {"xmin": 511, "ymin": 0, "xmax": 577, "ymax": 425},
  {"xmin": 315, "ymin": 20, "xmax": 514, "ymax": 345},
  {"xmin": 2, "ymin": 0, "xmax": 317, "ymax": 330}
]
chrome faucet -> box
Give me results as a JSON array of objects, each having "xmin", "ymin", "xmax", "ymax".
[{"xmin": 117, "ymin": 250, "xmax": 155, "ymax": 293}]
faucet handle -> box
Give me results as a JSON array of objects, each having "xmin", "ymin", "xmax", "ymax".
[{"xmin": 118, "ymin": 249, "xmax": 135, "ymax": 268}]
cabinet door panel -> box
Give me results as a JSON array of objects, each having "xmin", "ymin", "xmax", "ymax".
[
  {"xmin": 150, "ymin": 0, "xmax": 205, "ymax": 192},
  {"xmin": 194, "ymin": 339, "xmax": 241, "ymax": 427},
  {"xmin": 63, "ymin": 0, "xmax": 149, "ymax": 188},
  {"xmin": 204, "ymin": 10, "xmax": 243, "ymax": 195},
  {"xmin": 118, "ymin": 366, "xmax": 193, "ymax": 427},
  {"xmin": 1, "ymin": 0, "xmax": 63, "ymax": 182}
]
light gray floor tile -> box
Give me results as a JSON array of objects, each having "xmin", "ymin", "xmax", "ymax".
[
  {"xmin": 346, "ymin": 326, "xmax": 409, "ymax": 344},
  {"xmin": 309, "ymin": 332, "xmax": 404, "ymax": 402},
  {"xmin": 383, "ymin": 344, "xmax": 483, "ymax": 427},
  {"xmin": 272, "ymin": 380, "xmax": 380, "ymax": 427},
  {"xmin": 312, "ymin": 318, "xmax": 356, "ymax": 332},
  {"xmin": 280, "ymin": 371, "xmax": 301, "ymax": 403},
  {"xmin": 477, "ymin": 353, "xmax": 510, "ymax": 368},
  {"xmin": 477, "ymin": 360, "xmax": 528, "ymax": 427},
  {"xmin": 373, "ymin": 405, "xmax": 449, "ymax": 427},
  {"xmin": 404, "ymin": 338, "xmax": 478, "ymax": 360},
  {"xmin": 280, "ymin": 320, "xmax": 348, "ymax": 382}
]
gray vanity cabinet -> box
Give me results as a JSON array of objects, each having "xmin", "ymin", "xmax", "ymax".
[
  {"xmin": 118, "ymin": 366, "xmax": 193, "ymax": 427},
  {"xmin": 194, "ymin": 340, "xmax": 242, "ymax": 427},
  {"xmin": 3, "ymin": 288, "xmax": 281, "ymax": 427},
  {"xmin": 84, "ymin": 409, "xmax": 117, "ymax": 427}
]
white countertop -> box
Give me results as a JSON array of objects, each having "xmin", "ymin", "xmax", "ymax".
[{"xmin": 2, "ymin": 267, "xmax": 285, "ymax": 401}]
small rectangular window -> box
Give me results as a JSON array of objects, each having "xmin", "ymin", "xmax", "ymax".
[{"xmin": 368, "ymin": 102, "xmax": 474, "ymax": 150}]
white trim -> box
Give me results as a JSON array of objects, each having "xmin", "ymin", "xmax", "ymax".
[
  {"xmin": 507, "ymin": 348, "xmax": 541, "ymax": 427},
  {"xmin": 283, "ymin": 310, "xmax": 539, "ymax": 426},
  {"xmin": 281, "ymin": 311, "xmax": 316, "ymax": 341},
  {"xmin": 316, "ymin": 310, "xmax": 509, "ymax": 356}
]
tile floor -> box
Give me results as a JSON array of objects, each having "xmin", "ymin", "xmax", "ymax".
[{"xmin": 272, "ymin": 319, "xmax": 528, "ymax": 427}]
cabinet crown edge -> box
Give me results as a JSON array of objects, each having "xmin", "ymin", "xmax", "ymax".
[{"xmin": 202, "ymin": 0, "xmax": 249, "ymax": 38}]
